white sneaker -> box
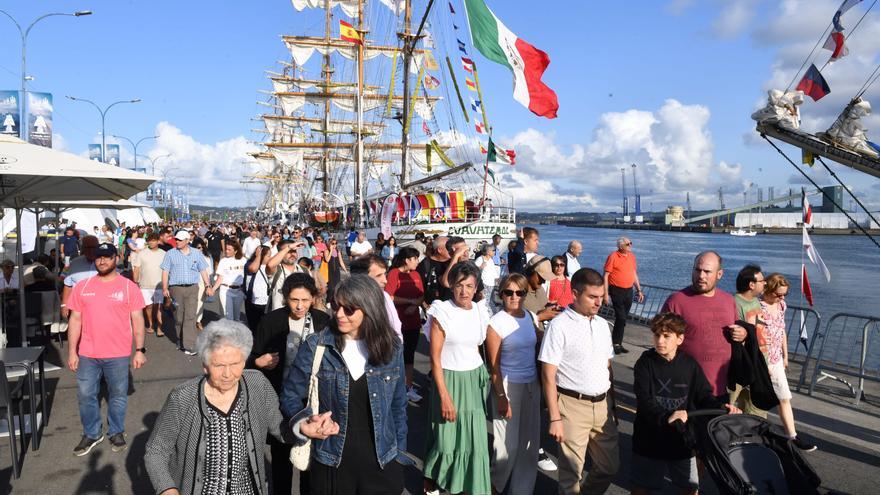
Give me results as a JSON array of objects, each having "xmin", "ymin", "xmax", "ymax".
[
  {"xmin": 407, "ymin": 386, "xmax": 423, "ymax": 402},
  {"xmin": 537, "ymin": 449, "xmax": 557, "ymax": 471}
]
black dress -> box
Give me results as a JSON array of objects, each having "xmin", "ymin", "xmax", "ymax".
[{"xmin": 310, "ymin": 373, "xmax": 403, "ymax": 495}]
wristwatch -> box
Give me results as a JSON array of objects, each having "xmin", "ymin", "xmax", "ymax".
[{"xmin": 136, "ymin": 347, "xmax": 147, "ymax": 354}]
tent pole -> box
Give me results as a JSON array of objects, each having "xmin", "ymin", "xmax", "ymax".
[{"xmin": 15, "ymin": 207, "xmax": 26, "ymax": 347}]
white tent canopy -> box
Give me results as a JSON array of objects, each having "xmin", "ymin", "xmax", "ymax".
[{"xmin": 0, "ymin": 135, "xmax": 157, "ymax": 346}]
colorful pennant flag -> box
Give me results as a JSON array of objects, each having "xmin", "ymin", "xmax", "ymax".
[
  {"xmin": 803, "ymin": 227, "xmax": 831, "ymax": 282},
  {"xmin": 457, "ymin": 39, "xmax": 468, "ymax": 54},
  {"xmin": 823, "ymin": 0, "xmax": 863, "ymax": 62},
  {"xmin": 339, "ymin": 20, "xmax": 362, "ymax": 45},
  {"xmin": 463, "ymin": 0, "xmax": 559, "ymax": 118},
  {"xmin": 465, "ymin": 77, "xmax": 477, "ymax": 91},
  {"xmin": 475, "ymin": 120, "xmax": 486, "ymax": 134},
  {"xmin": 422, "ymin": 121, "xmax": 433, "ymax": 136},
  {"xmin": 801, "ymin": 264, "xmax": 814, "ymax": 307},
  {"xmin": 470, "ymin": 98, "xmax": 481, "ymax": 112},
  {"xmin": 479, "ymin": 143, "xmax": 488, "ymax": 154},
  {"xmin": 487, "ymin": 137, "xmax": 516, "ymax": 165},
  {"xmin": 802, "ymin": 189, "xmax": 813, "ymax": 225},
  {"xmin": 423, "ymin": 51, "xmax": 440, "ymax": 71},
  {"xmin": 802, "ymin": 149, "xmax": 815, "ymax": 167},
  {"xmin": 424, "ymin": 74, "xmax": 441, "ymax": 90},
  {"xmin": 461, "ymin": 57, "xmax": 474, "ymax": 73},
  {"xmin": 796, "ymin": 64, "xmax": 830, "ymax": 101},
  {"xmin": 449, "ymin": 1, "xmax": 456, "ymax": 14}
]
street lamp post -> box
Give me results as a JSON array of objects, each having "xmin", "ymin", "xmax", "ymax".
[
  {"xmin": 112, "ymin": 134, "xmax": 158, "ymax": 172},
  {"xmin": 146, "ymin": 154, "xmax": 172, "ymax": 207},
  {"xmin": 0, "ymin": 9, "xmax": 91, "ymax": 142},
  {"xmin": 66, "ymin": 96, "xmax": 141, "ymax": 164}
]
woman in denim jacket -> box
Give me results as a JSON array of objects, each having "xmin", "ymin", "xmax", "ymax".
[{"xmin": 281, "ymin": 275, "xmax": 409, "ymax": 494}]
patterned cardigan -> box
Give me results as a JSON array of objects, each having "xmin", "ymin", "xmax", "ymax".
[{"xmin": 145, "ymin": 370, "xmax": 291, "ymax": 495}]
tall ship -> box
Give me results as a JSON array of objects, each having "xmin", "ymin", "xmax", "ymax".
[{"xmin": 246, "ymin": 0, "xmax": 522, "ymax": 245}]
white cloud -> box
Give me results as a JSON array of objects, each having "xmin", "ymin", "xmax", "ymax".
[
  {"xmin": 490, "ymin": 99, "xmax": 742, "ymax": 212},
  {"xmin": 713, "ymin": 0, "xmax": 763, "ymax": 38},
  {"xmin": 146, "ymin": 122, "xmax": 264, "ymax": 207}
]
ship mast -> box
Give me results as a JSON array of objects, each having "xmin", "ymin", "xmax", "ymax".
[
  {"xmin": 399, "ymin": 0, "xmax": 435, "ymax": 190},
  {"xmin": 321, "ymin": 0, "xmax": 333, "ymax": 197},
  {"xmin": 355, "ymin": 0, "xmax": 366, "ymax": 227}
]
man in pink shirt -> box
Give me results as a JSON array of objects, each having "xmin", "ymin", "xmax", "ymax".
[
  {"xmin": 67, "ymin": 243, "xmax": 147, "ymax": 456},
  {"xmin": 661, "ymin": 251, "xmax": 746, "ymax": 398}
]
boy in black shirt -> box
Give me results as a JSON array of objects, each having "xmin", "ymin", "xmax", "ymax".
[{"xmin": 631, "ymin": 313, "xmax": 740, "ymax": 495}]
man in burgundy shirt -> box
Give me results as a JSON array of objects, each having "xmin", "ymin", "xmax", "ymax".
[{"xmin": 661, "ymin": 251, "xmax": 746, "ymax": 399}]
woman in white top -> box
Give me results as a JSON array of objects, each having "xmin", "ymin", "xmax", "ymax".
[
  {"xmin": 212, "ymin": 238, "xmax": 247, "ymax": 322},
  {"xmin": 423, "ymin": 261, "xmax": 492, "ymax": 495},
  {"xmin": 475, "ymin": 243, "xmax": 501, "ymax": 312},
  {"xmin": 244, "ymin": 245, "xmax": 271, "ymax": 330},
  {"xmin": 486, "ymin": 273, "xmax": 540, "ymax": 495}
]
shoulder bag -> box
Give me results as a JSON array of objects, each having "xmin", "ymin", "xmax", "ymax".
[{"xmin": 289, "ymin": 344, "xmax": 326, "ymax": 471}]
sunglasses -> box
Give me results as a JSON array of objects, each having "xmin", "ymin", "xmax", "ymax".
[
  {"xmin": 331, "ymin": 300, "xmax": 359, "ymax": 316},
  {"xmin": 625, "ymin": 242, "xmax": 633, "ymax": 246},
  {"xmin": 501, "ymin": 289, "xmax": 527, "ymax": 297},
  {"xmin": 552, "ymin": 263, "xmax": 565, "ymax": 268}
]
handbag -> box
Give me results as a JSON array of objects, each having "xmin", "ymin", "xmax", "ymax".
[{"xmin": 289, "ymin": 344, "xmax": 326, "ymax": 471}]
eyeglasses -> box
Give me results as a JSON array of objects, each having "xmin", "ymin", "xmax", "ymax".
[
  {"xmin": 501, "ymin": 289, "xmax": 527, "ymax": 297},
  {"xmin": 331, "ymin": 300, "xmax": 359, "ymax": 316},
  {"xmin": 625, "ymin": 242, "xmax": 633, "ymax": 246},
  {"xmin": 552, "ymin": 263, "xmax": 565, "ymax": 268}
]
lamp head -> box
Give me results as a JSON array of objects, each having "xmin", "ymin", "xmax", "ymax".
[{"xmin": 74, "ymin": 11, "xmax": 92, "ymax": 16}]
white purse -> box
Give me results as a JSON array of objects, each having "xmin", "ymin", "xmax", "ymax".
[{"xmin": 289, "ymin": 344, "xmax": 326, "ymax": 471}]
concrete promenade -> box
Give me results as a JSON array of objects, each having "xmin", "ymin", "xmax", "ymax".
[{"xmin": 1, "ymin": 299, "xmax": 877, "ymax": 494}]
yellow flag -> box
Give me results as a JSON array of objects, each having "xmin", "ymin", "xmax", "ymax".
[
  {"xmin": 424, "ymin": 51, "xmax": 440, "ymax": 71},
  {"xmin": 802, "ymin": 149, "xmax": 815, "ymax": 167}
]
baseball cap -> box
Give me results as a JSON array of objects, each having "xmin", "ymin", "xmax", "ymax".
[
  {"xmin": 175, "ymin": 230, "xmax": 191, "ymax": 241},
  {"xmin": 95, "ymin": 243, "xmax": 118, "ymax": 257},
  {"xmin": 526, "ymin": 255, "xmax": 554, "ymax": 282}
]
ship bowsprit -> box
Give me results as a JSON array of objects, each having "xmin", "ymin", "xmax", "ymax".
[{"xmin": 756, "ymin": 122, "xmax": 880, "ymax": 179}]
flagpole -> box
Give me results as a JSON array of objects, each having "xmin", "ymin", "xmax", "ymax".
[{"xmin": 479, "ymin": 128, "xmax": 492, "ymax": 211}]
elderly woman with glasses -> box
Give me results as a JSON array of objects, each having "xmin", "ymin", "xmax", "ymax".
[
  {"xmin": 423, "ymin": 261, "xmax": 492, "ymax": 495},
  {"xmin": 280, "ymin": 275, "xmax": 408, "ymax": 494},
  {"xmin": 486, "ymin": 272, "xmax": 542, "ymax": 495},
  {"xmin": 145, "ymin": 320, "xmax": 291, "ymax": 495}
]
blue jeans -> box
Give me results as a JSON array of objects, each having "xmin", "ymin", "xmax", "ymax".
[{"xmin": 76, "ymin": 356, "xmax": 130, "ymax": 439}]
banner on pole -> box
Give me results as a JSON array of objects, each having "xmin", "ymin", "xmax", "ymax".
[
  {"xmin": 27, "ymin": 92, "xmax": 52, "ymax": 147},
  {"xmin": 88, "ymin": 144, "xmax": 103, "ymax": 162},
  {"xmin": 105, "ymin": 144, "xmax": 120, "ymax": 166},
  {"xmin": 0, "ymin": 91, "xmax": 20, "ymax": 138}
]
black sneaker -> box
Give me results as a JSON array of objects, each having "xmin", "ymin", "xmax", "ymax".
[
  {"xmin": 614, "ymin": 345, "xmax": 630, "ymax": 354},
  {"xmin": 792, "ymin": 436, "xmax": 817, "ymax": 452},
  {"xmin": 109, "ymin": 433, "xmax": 127, "ymax": 452},
  {"xmin": 73, "ymin": 435, "xmax": 104, "ymax": 456}
]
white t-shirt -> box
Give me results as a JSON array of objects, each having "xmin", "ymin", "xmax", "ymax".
[
  {"xmin": 475, "ymin": 256, "xmax": 500, "ymax": 287},
  {"xmin": 341, "ymin": 338, "xmax": 369, "ymax": 380},
  {"xmin": 538, "ymin": 307, "xmax": 614, "ymax": 396},
  {"xmin": 242, "ymin": 237, "xmax": 262, "ymax": 259},
  {"xmin": 216, "ymin": 257, "xmax": 246, "ymax": 287},
  {"xmin": 383, "ymin": 291, "xmax": 403, "ymax": 339},
  {"xmin": 247, "ymin": 265, "xmax": 270, "ymax": 305},
  {"xmin": 424, "ymin": 299, "xmax": 489, "ymax": 371},
  {"xmin": 488, "ymin": 310, "xmax": 538, "ymax": 383},
  {"xmin": 350, "ymin": 240, "xmax": 372, "ymax": 256}
]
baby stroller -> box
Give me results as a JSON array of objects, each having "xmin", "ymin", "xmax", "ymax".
[{"xmin": 678, "ymin": 410, "xmax": 821, "ymax": 495}]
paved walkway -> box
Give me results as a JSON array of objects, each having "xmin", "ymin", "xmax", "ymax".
[{"xmin": 1, "ymin": 303, "xmax": 877, "ymax": 494}]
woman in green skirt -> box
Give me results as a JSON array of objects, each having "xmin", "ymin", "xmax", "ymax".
[{"xmin": 423, "ymin": 261, "xmax": 492, "ymax": 495}]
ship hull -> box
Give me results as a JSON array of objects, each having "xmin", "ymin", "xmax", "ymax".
[{"xmin": 363, "ymin": 220, "xmax": 517, "ymax": 248}]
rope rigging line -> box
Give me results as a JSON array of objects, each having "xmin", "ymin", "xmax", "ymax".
[
  {"xmin": 820, "ymin": 0, "xmax": 879, "ymax": 73},
  {"xmin": 761, "ymin": 133, "xmax": 880, "ymax": 249},
  {"xmin": 785, "ymin": 22, "xmax": 833, "ymax": 92},
  {"xmin": 815, "ymin": 155, "xmax": 880, "ymax": 230}
]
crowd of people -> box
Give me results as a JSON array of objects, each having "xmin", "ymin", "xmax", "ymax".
[{"xmin": 9, "ymin": 219, "xmax": 816, "ymax": 495}]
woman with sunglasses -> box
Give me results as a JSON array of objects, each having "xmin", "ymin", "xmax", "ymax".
[
  {"xmin": 486, "ymin": 273, "xmax": 541, "ymax": 495},
  {"xmin": 280, "ymin": 275, "xmax": 408, "ymax": 494},
  {"xmin": 423, "ymin": 261, "xmax": 492, "ymax": 495},
  {"xmin": 759, "ymin": 273, "xmax": 815, "ymax": 451},
  {"xmin": 547, "ymin": 255, "xmax": 574, "ymax": 309},
  {"xmin": 322, "ymin": 237, "xmax": 348, "ymax": 297}
]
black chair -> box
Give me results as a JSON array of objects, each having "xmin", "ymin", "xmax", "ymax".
[{"xmin": 0, "ymin": 360, "xmax": 25, "ymax": 479}]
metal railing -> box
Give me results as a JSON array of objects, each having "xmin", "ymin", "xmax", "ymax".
[
  {"xmin": 599, "ymin": 283, "xmax": 678, "ymax": 324},
  {"xmin": 782, "ymin": 305, "xmax": 822, "ymax": 392},
  {"xmin": 808, "ymin": 312, "xmax": 880, "ymax": 406}
]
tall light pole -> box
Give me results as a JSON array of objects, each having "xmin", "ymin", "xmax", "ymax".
[
  {"xmin": 66, "ymin": 96, "xmax": 141, "ymax": 164},
  {"xmin": 144, "ymin": 153, "xmax": 172, "ymax": 207},
  {"xmin": 112, "ymin": 134, "xmax": 158, "ymax": 171},
  {"xmin": 0, "ymin": 9, "xmax": 91, "ymax": 142}
]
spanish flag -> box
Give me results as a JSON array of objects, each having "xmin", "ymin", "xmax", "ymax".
[{"xmin": 340, "ymin": 20, "xmax": 362, "ymax": 45}]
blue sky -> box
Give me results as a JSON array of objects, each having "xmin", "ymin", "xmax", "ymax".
[{"xmin": 3, "ymin": 0, "xmax": 879, "ymax": 211}]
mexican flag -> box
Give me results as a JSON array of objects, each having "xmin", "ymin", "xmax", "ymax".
[
  {"xmin": 463, "ymin": 0, "xmax": 559, "ymax": 118},
  {"xmin": 487, "ymin": 137, "xmax": 515, "ymax": 165}
]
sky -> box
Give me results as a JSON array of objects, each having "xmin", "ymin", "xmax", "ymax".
[{"xmin": 3, "ymin": 0, "xmax": 880, "ymax": 212}]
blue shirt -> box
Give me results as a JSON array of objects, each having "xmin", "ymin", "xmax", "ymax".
[
  {"xmin": 64, "ymin": 256, "xmax": 97, "ymax": 287},
  {"xmin": 60, "ymin": 235, "xmax": 79, "ymax": 257},
  {"xmin": 159, "ymin": 247, "xmax": 208, "ymax": 286}
]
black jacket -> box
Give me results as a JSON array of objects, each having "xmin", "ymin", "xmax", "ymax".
[
  {"xmin": 633, "ymin": 348, "xmax": 725, "ymax": 460},
  {"xmin": 728, "ymin": 319, "xmax": 779, "ymax": 411},
  {"xmin": 247, "ymin": 307, "xmax": 331, "ymax": 392}
]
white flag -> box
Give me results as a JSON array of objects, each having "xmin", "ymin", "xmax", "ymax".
[{"xmin": 802, "ymin": 226, "xmax": 831, "ymax": 282}]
